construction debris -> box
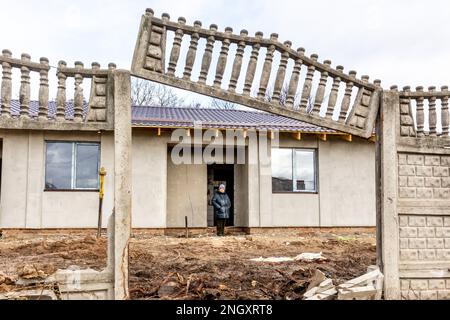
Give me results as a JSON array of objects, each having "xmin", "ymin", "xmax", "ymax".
[
  {"xmin": 1, "ymin": 230, "xmax": 377, "ymax": 300},
  {"xmin": 303, "ymin": 265, "xmax": 384, "ymax": 300},
  {"xmin": 250, "ymin": 252, "xmax": 327, "ymax": 263},
  {"xmin": 337, "ymin": 266, "xmax": 384, "ymax": 300}
]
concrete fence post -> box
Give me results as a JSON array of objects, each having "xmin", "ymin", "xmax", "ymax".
[
  {"xmin": 378, "ymin": 90, "xmax": 401, "ymax": 300},
  {"xmin": 112, "ymin": 70, "xmax": 132, "ymax": 300}
]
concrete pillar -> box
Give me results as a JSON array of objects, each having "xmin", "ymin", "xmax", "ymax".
[
  {"xmin": 25, "ymin": 131, "xmax": 44, "ymax": 228},
  {"xmin": 112, "ymin": 70, "xmax": 132, "ymax": 300},
  {"xmin": 379, "ymin": 90, "xmax": 400, "ymax": 300}
]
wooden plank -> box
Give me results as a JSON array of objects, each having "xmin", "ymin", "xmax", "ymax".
[{"xmin": 292, "ymin": 132, "xmax": 302, "ymax": 141}]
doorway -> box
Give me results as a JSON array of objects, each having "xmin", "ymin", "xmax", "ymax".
[{"xmin": 207, "ymin": 164, "xmax": 234, "ymax": 227}]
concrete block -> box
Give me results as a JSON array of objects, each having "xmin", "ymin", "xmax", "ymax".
[
  {"xmin": 400, "ymin": 239, "xmax": 409, "ymax": 249},
  {"xmin": 400, "ymin": 227, "xmax": 418, "ymax": 238},
  {"xmin": 427, "ymin": 238, "xmax": 444, "ymax": 249},
  {"xmin": 425, "ymin": 177, "xmax": 441, "ymax": 188},
  {"xmin": 401, "ymin": 290, "xmax": 420, "ymax": 300},
  {"xmin": 441, "ymin": 156, "xmax": 450, "ymax": 166},
  {"xmin": 418, "ymin": 249, "xmax": 436, "ymax": 260},
  {"xmin": 407, "ymin": 155, "xmax": 424, "ymax": 165},
  {"xmin": 408, "ymin": 177, "xmax": 424, "ymax": 187},
  {"xmin": 409, "ymin": 238, "xmax": 427, "ymax": 249},
  {"xmin": 437, "ymin": 290, "xmax": 450, "ymax": 300},
  {"xmin": 441, "ymin": 177, "xmax": 450, "ymax": 188},
  {"xmin": 410, "ymin": 279, "xmax": 428, "ymax": 291},
  {"xmin": 445, "ymin": 238, "xmax": 450, "ymax": 249},
  {"xmin": 436, "ymin": 249, "xmax": 450, "ymax": 260},
  {"xmin": 435, "ymin": 227, "xmax": 450, "ymax": 238},
  {"xmin": 409, "ymin": 216, "xmax": 426, "ymax": 227},
  {"xmin": 416, "ymin": 166, "xmax": 433, "ymax": 177},
  {"xmin": 416, "ymin": 188, "xmax": 433, "ymax": 199},
  {"xmin": 425, "ymin": 156, "xmax": 440, "ymax": 166},
  {"xmin": 434, "ymin": 167, "xmax": 449, "ymax": 177},
  {"xmin": 427, "ymin": 217, "xmax": 444, "ymax": 227},
  {"xmin": 400, "ymin": 249, "xmax": 418, "ymax": 261},
  {"xmin": 417, "ymin": 227, "xmax": 434, "ymax": 238},
  {"xmin": 434, "ymin": 188, "xmax": 450, "ymax": 199},
  {"xmin": 446, "ymin": 280, "xmax": 450, "ymax": 289},
  {"xmin": 445, "ymin": 217, "xmax": 450, "ymax": 227},
  {"xmin": 399, "ymin": 215, "xmax": 409, "ymax": 227},
  {"xmin": 398, "ymin": 154, "xmax": 407, "ymax": 165},
  {"xmin": 420, "ymin": 290, "xmax": 438, "ymax": 300},
  {"xmin": 399, "ymin": 188, "xmax": 416, "ymax": 198},
  {"xmin": 401, "ymin": 280, "xmax": 410, "ymax": 290},
  {"xmin": 399, "ymin": 165, "xmax": 416, "ymax": 176},
  {"xmin": 429, "ymin": 280, "xmax": 446, "ymax": 290},
  {"xmin": 398, "ymin": 176, "xmax": 408, "ymax": 187}
]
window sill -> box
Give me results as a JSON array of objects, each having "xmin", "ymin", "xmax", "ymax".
[{"xmin": 44, "ymin": 189, "xmax": 100, "ymax": 193}]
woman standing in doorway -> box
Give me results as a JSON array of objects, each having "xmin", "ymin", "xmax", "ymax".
[{"xmin": 212, "ymin": 184, "xmax": 231, "ymax": 236}]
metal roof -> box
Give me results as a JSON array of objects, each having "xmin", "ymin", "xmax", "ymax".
[{"xmin": 5, "ymin": 101, "xmax": 335, "ymax": 133}]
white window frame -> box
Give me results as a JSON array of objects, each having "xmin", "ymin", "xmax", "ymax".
[
  {"xmin": 271, "ymin": 148, "xmax": 318, "ymax": 193},
  {"xmin": 45, "ymin": 141, "xmax": 101, "ymax": 191}
]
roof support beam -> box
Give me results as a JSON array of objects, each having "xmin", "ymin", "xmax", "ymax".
[
  {"xmin": 292, "ymin": 132, "xmax": 302, "ymax": 141},
  {"xmin": 319, "ymin": 133, "xmax": 327, "ymax": 141},
  {"xmin": 242, "ymin": 129, "xmax": 248, "ymax": 139},
  {"xmin": 342, "ymin": 134, "xmax": 353, "ymax": 142},
  {"xmin": 369, "ymin": 135, "xmax": 376, "ymax": 143},
  {"xmin": 157, "ymin": 127, "xmax": 161, "ymax": 136}
]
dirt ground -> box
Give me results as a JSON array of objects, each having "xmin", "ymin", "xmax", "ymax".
[{"xmin": 0, "ymin": 229, "xmax": 376, "ymax": 300}]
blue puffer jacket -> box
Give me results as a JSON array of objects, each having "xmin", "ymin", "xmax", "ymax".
[{"xmin": 212, "ymin": 191, "xmax": 231, "ymax": 219}]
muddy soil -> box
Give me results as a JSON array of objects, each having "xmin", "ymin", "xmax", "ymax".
[{"xmin": 0, "ymin": 229, "xmax": 376, "ymax": 300}]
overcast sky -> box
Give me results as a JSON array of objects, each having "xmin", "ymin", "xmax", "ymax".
[{"xmin": 1, "ymin": 0, "xmax": 450, "ymax": 104}]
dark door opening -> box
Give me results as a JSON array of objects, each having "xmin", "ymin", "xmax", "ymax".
[{"xmin": 207, "ymin": 164, "xmax": 234, "ymax": 227}]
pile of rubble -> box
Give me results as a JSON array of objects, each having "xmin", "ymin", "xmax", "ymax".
[{"xmin": 304, "ymin": 266, "xmax": 384, "ymax": 300}]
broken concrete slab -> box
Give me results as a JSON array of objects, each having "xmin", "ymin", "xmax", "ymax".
[{"xmin": 0, "ymin": 289, "xmax": 58, "ymax": 300}]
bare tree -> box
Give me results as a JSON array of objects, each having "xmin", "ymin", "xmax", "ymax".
[
  {"xmin": 131, "ymin": 78, "xmax": 185, "ymax": 107},
  {"xmin": 210, "ymin": 98, "xmax": 238, "ymax": 110}
]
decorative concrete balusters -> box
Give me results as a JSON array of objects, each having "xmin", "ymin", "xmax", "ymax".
[
  {"xmin": 326, "ymin": 65, "xmax": 344, "ymax": 119},
  {"xmin": 229, "ymin": 30, "xmax": 248, "ymax": 92},
  {"xmin": 1, "ymin": 49, "xmax": 12, "ymax": 118},
  {"xmin": 38, "ymin": 57, "xmax": 50, "ymax": 121},
  {"xmin": 312, "ymin": 60, "xmax": 331, "ymax": 115},
  {"xmin": 19, "ymin": 54, "xmax": 31, "ymax": 119},
  {"xmin": 183, "ymin": 20, "xmax": 201, "ymax": 80},
  {"xmin": 258, "ymin": 33, "xmax": 278, "ymax": 99},
  {"xmin": 415, "ymin": 86, "xmax": 425, "ymax": 136},
  {"xmin": 214, "ymin": 27, "xmax": 233, "ymax": 88},
  {"xmin": 272, "ymin": 41, "xmax": 292, "ymax": 104},
  {"xmin": 198, "ymin": 24, "xmax": 217, "ymax": 85},
  {"xmin": 73, "ymin": 61, "xmax": 84, "ymax": 122},
  {"xmin": 428, "ymin": 86, "xmax": 437, "ymax": 136},
  {"xmin": 441, "ymin": 86, "xmax": 449, "ymax": 136},
  {"xmin": 285, "ymin": 48, "xmax": 305, "ymax": 109},
  {"xmin": 56, "ymin": 60, "xmax": 67, "ymax": 121},
  {"xmin": 131, "ymin": 8, "xmax": 382, "ymax": 139},
  {"xmin": 243, "ymin": 31, "xmax": 263, "ymax": 96},
  {"xmin": 339, "ymin": 71, "xmax": 356, "ymax": 122},
  {"xmin": 399, "ymin": 86, "xmax": 415, "ymax": 137},
  {"xmin": 300, "ymin": 54, "xmax": 318, "ymax": 111},
  {"xmin": 167, "ymin": 17, "xmax": 186, "ymax": 76}
]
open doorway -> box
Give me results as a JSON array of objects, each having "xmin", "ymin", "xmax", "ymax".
[{"xmin": 207, "ymin": 164, "xmax": 234, "ymax": 227}]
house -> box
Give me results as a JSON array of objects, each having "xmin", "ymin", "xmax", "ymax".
[{"xmin": 0, "ymin": 101, "xmax": 376, "ymax": 232}]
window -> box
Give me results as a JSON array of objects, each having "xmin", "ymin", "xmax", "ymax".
[
  {"xmin": 45, "ymin": 142, "xmax": 100, "ymax": 190},
  {"xmin": 272, "ymin": 148, "xmax": 317, "ymax": 193}
]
